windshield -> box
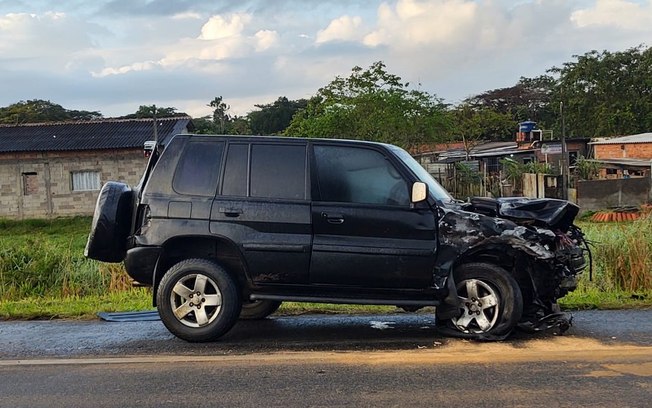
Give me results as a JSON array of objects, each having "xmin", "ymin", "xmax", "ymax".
[{"xmin": 388, "ymin": 145, "xmax": 454, "ymax": 203}]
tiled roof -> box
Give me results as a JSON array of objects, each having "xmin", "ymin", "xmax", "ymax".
[
  {"xmin": 589, "ymin": 132, "xmax": 652, "ymax": 145},
  {"xmin": 0, "ymin": 117, "xmax": 192, "ymax": 153}
]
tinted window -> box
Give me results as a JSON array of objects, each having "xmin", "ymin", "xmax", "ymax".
[
  {"xmin": 222, "ymin": 144, "xmax": 248, "ymax": 196},
  {"xmin": 250, "ymin": 144, "xmax": 306, "ymax": 200},
  {"xmin": 173, "ymin": 141, "xmax": 224, "ymax": 196},
  {"xmin": 314, "ymin": 145, "xmax": 409, "ymax": 206}
]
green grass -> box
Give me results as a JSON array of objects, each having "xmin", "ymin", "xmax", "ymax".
[
  {"xmin": 0, "ymin": 216, "xmax": 650, "ymax": 320},
  {"xmin": 0, "ymin": 289, "xmax": 152, "ymax": 320}
]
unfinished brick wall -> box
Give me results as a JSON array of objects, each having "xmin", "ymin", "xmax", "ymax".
[
  {"xmin": 594, "ymin": 143, "xmax": 652, "ymax": 159},
  {"xmin": 0, "ymin": 149, "xmax": 146, "ymax": 219}
]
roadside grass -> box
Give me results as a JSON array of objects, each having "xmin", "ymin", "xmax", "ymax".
[
  {"xmin": 0, "ymin": 289, "xmax": 152, "ymax": 320},
  {"xmin": 0, "ymin": 215, "xmax": 650, "ymax": 320}
]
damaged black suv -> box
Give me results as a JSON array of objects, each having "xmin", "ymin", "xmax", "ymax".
[{"xmin": 86, "ymin": 135, "xmax": 589, "ymax": 342}]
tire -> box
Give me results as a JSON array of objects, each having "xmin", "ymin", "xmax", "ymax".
[
  {"xmin": 239, "ymin": 300, "xmax": 282, "ymax": 320},
  {"xmin": 84, "ymin": 181, "xmax": 133, "ymax": 262},
  {"xmin": 156, "ymin": 259, "xmax": 241, "ymax": 342},
  {"xmin": 438, "ymin": 263, "xmax": 523, "ymax": 337}
]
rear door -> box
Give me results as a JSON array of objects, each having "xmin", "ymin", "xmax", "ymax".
[
  {"xmin": 310, "ymin": 143, "xmax": 438, "ymax": 289},
  {"xmin": 210, "ymin": 141, "xmax": 312, "ymax": 284}
]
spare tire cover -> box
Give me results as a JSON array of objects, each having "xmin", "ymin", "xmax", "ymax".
[{"xmin": 85, "ymin": 181, "xmax": 134, "ymax": 262}]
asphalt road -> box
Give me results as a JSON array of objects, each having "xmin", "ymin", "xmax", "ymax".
[{"xmin": 0, "ymin": 310, "xmax": 651, "ymax": 407}]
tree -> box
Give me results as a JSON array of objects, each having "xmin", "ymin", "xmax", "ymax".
[
  {"xmin": 549, "ymin": 45, "xmax": 652, "ymax": 137},
  {"xmin": 465, "ymin": 75, "xmax": 556, "ymax": 129},
  {"xmin": 285, "ymin": 61, "xmax": 452, "ymax": 151},
  {"xmin": 209, "ymin": 96, "xmax": 230, "ymax": 133},
  {"xmin": 451, "ymin": 104, "xmax": 515, "ymax": 159},
  {"xmin": 120, "ymin": 105, "xmax": 185, "ymax": 119},
  {"xmin": 248, "ymin": 97, "xmax": 308, "ymax": 135},
  {"xmin": 0, "ymin": 100, "xmax": 102, "ymax": 124}
]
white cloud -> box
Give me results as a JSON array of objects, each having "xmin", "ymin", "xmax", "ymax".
[
  {"xmin": 171, "ymin": 11, "xmax": 203, "ymax": 20},
  {"xmin": 0, "ymin": 12, "xmax": 94, "ymax": 60},
  {"xmin": 316, "ymin": 15, "xmax": 363, "ymax": 44},
  {"xmin": 254, "ymin": 30, "xmax": 279, "ymax": 51},
  {"xmin": 363, "ymin": 0, "xmax": 477, "ymax": 48},
  {"xmin": 198, "ymin": 13, "xmax": 251, "ymax": 40},
  {"xmin": 95, "ymin": 12, "xmax": 276, "ymax": 77},
  {"xmin": 571, "ymin": 0, "xmax": 652, "ymax": 29}
]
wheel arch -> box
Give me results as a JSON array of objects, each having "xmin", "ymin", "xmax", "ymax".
[
  {"xmin": 152, "ymin": 235, "xmax": 249, "ymax": 306},
  {"xmin": 453, "ymin": 244, "xmax": 535, "ymax": 306}
]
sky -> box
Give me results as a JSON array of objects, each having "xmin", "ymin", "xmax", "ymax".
[{"xmin": 1, "ymin": 0, "xmax": 651, "ymax": 119}]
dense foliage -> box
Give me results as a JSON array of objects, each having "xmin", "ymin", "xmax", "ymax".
[
  {"xmin": 249, "ymin": 97, "xmax": 308, "ymax": 135},
  {"xmin": 0, "ymin": 99, "xmax": 102, "ymax": 124},
  {"xmin": 284, "ymin": 62, "xmax": 452, "ymax": 150},
  {"xmin": 119, "ymin": 105, "xmax": 187, "ymax": 119},
  {"xmin": 550, "ymin": 45, "xmax": 652, "ymax": 137}
]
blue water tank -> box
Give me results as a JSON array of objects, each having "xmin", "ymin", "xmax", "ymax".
[{"xmin": 519, "ymin": 121, "xmax": 537, "ymax": 133}]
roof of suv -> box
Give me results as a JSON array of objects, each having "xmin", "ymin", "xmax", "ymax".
[{"xmin": 171, "ymin": 133, "xmax": 396, "ymax": 149}]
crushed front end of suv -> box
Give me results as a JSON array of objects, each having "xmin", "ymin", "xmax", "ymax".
[{"xmin": 86, "ymin": 135, "xmax": 589, "ymax": 342}]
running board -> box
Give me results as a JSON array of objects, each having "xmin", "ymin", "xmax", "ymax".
[{"xmin": 249, "ymin": 294, "xmax": 439, "ymax": 307}]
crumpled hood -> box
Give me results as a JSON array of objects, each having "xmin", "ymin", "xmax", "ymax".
[
  {"xmin": 467, "ymin": 197, "xmax": 580, "ymax": 231},
  {"xmin": 439, "ymin": 209, "xmax": 556, "ymax": 260}
]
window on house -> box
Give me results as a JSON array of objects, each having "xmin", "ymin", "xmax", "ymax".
[
  {"xmin": 71, "ymin": 171, "xmax": 101, "ymax": 191},
  {"xmin": 569, "ymin": 151, "xmax": 578, "ymax": 166},
  {"xmin": 22, "ymin": 172, "xmax": 38, "ymax": 196}
]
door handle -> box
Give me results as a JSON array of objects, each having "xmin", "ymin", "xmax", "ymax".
[
  {"xmin": 219, "ymin": 207, "xmax": 242, "ymax": 217},
  {"xmin": 322, "ymin": 212, "xmax": 344, "ymax": 225}
]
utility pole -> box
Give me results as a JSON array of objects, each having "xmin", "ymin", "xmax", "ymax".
[
  {"xmin": 560, "ymin": 102, "xmax": 569, "ymax": 200},
  {"xmin": 152, "ymin": 104, "xmax": 158, "ymax": 144}
]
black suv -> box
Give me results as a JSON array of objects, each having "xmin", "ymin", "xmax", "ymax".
[{"xmin": 86, "ymin": 135, "xmax": 588, "ymax": 342}]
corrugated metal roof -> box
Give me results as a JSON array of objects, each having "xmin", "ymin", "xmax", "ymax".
[
  {"xmin": 588, "ymin": 158, "xmax": 652, "ymax": 168},
  {"xmin": 0, "ymin": 117, "xmax": 192, "ymax": 153},
  {"xmin": 589, "ymin": 132, "xmax": 652, "ymax": 145}
]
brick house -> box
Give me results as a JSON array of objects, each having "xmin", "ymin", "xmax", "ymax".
[
  {"xmin": 591, "ymin": 132, "xmax": 652, "ymax": 160},
  {"xmin": 0, "ymin": 117, "xmax": 193, "ymax": 219},
  {"xmin": 589, "ymin": 133, "xmax": 652, "ymax": 178}
]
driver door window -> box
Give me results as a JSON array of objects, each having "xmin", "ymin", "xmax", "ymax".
[{"xmin": 314, "ymin": 145, "xmax": 409, "ymax": 206}]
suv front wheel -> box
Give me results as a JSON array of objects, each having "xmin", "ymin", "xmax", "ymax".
[
  {"xmin": 156, "ymin": 259, "xmax": 241, "ymax": 342},
  {"xmin": 438, "ymin": 263, "xmax": 523, "ymax": 337}
]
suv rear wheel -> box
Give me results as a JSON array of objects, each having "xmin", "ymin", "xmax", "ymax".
[
  {"xmin": 156, "ymin": 259, "xmax": 241, "ymax": 342},
  {"xmin": 438, "ymin": 263, "xmax": 523, "ymax": 337}
]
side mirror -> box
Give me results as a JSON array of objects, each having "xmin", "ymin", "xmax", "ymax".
[{"xmin": 411, "ymin": 182, "xmax": 427, "ymax": 203}]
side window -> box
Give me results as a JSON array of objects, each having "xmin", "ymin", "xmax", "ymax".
[
  {"xmin": 250, "ymin": 144, "xmax": 306, "ymax": 200},
  {"xmin": 222, "ymin": 144, "xmax": 248, "ymax": 196},
  {"xmin": 314, "ymin": 145, "xmax": 409, "ymax": 206},
  {"xmin": 173, "ymin": 141, "xmax": 224, "ymax": 196}
]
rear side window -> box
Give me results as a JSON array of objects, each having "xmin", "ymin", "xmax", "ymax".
[
  {"xmin": 222, "ymin": 144, "xmax": 248, "ymax": 196},
  {"xmin": 250, "ymin": 144, "xmax": 306, "ymax": 200},
  {"xmin": 173, "ymin": 141, "xmax": 224, "ymax": 196}
]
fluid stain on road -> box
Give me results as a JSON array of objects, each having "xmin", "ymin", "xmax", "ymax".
[
  {"xmin": 586, "ymin": 362, "xmax": 652, "ymax": 377},
  {"xmin": 1, "ymin": 337, "xmax": 650, "ymax": 370}
]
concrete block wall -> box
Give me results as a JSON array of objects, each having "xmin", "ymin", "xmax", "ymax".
[
  {"xmin": 576, "ymin": 177, "xmax": 651, "ymax": 211},
  {"xmin": 0, "ymin": 149, "xmax": 146, "ymax": 219}
]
